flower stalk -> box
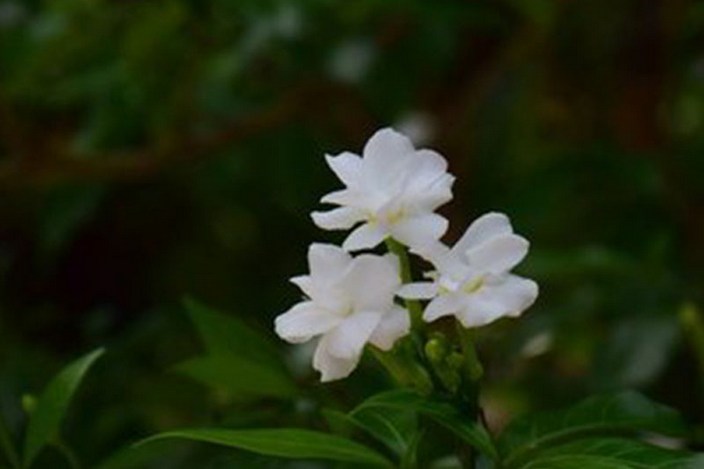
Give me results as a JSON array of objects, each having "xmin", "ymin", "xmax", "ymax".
[
  {"xmin": 456, "ymin": 324, "xmax": 484, "ymax": 469},
  {"xmin": 386, "ymin": 238, "xmax": 424, "ymax": 331},
  {"xmin": 456, "ymin": 324, "xmax": 483, "ymax": 383}
]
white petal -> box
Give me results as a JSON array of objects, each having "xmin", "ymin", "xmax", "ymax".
[
  {"xmin": 342, "ymin": 223, "xmax": 387, "ymax": 251},
  {"xmin": 290, "ymin": 275, "xmax": 313, "ymax": 297},
  {"xmin": 391, "ymin": 213, "xmax": 448, "ymax": 251},
  {"xmin": 325, "ymin": 152, "xmax": 363, "ymax": 187},
  {"xmin": 313, "ymin": 335, "xmax": 360, "ymax": 382},
  {"xmin": 457, "ymin": 275, "xmax": 538, "ymax": 327},
  {"xmin": 402, "ymin": 150, "xmax": 454, "ymax": 211},
  {"xmin": 320, "ymin": 189, "xmax": 358, "ymax": 206},
  {"xmin": 274, "ymin": 302, "xmax": 341, "ymax": 343},
  {"xmin": 292, "ymin": 251, "xmax": 349, "ymax": 312},
  {"xmin": 398, "ymin": 282, "xmax": 438, "ymax": 299},
  {"xmin": 411, "ymin": 174, "xmax": 455, "ymax": 211},
  {"xmin": 411, "ymin": 241, "xmax": 451, "ymax": 265},
  {"xmin": 466, "ymin": 234, "xmax": 529, "ymax": 274},
  {"xmin": 383, "ymin": 252, "xmax": 401, "ymax": 273},
  {"xmin": 308, "ymin": 243, "xmax": 352, "ymax": 279},
  {"xmin": 369, "ymin": 306, "xmax": 410, "ymax": 351},
  {"xmin": 483, "ymin": 274, "xmax": 538, "ymax": 317},
  {"xmin": 291, "ymin": 273, "xmax": 348, "ymax": 313},
  {"xmin": 342, "ymin": 254, "xmax": 399, "ymax": 310},
  {"xmin": 325, "ymin": 311, "xmax": 381, "ymax": 359},
  {"xmin": 411, "ymin": 149, "xmax": 448, "ymax": 176},
  {"xmin": 361, "ymin": 129, "xmax": 415, "ymax": 190},
  {"xmin": 452, "ymin": 212, "xmax": 512, "ymax": 257},
  {"xmin": 311, "ymin": 207, "xmax": 364, "ymax": 230},
  {"xmin": 455, "ymin": 299, "xmax": 505, "ymax": 329},
  {"xmin": 423, "ymin": 293, "xmax": 464, "ymax": 322},
  {"xmin": 363, "ymin": 128, "xmax": 415, "ymax": 165}
]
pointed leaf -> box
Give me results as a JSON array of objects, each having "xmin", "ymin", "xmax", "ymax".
[
  {"xmin": 96, "ymin": 440, "xmax": 176, "ymax": 469},
  {"xmin": 353, "ymin": 390, "xmax": 497, "ymax": 461},
  {"xmin": 351, "ymin": 406, "xmax": 417, "ymax": 456},
  {"xmin": 322, "ymin": 409, "xmax": 357, "ymax": 437},
  {"xmin": 518, "ymin": 438, "xmax": 704, "ymax": 469},
  {"xmin": 23, "ymin": 348, "xmax": 105, "ymax": 467},
  {"xmin": 399, "ymin": 429, "xmax": 424, "ymax": 469},
  {"xmin": 499, "ymin": 391, "xmax": 688, "ymax": 467},
  {"xmin": 184, "ymin": 298, "xmax": 281, "ymax": 368},
  {"xmin": 136, "ymin": 428, "xmax": 393, "ymax": 467},
  {"xmin": 174, "ymin": 355, "xmax": 295, "ymax": 399},
  {"xmin": 522, "ymin": 455, "xmax": 632, "ymax": 469},
  {"xmin": 181, "ymin": 299, "xmax": 296, "ymax": 399}
]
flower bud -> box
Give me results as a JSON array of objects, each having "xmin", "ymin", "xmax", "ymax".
[
  {"xmin": 22, "ymin": 394, "xmax": 37, "ymax": 414},
  {"xmin": 424, "ymin": 334, "xmax": 449, "ymax": 365},
  {"xmin": 424, "ymin": 333, "xmax": 461, "ymax": 394}
]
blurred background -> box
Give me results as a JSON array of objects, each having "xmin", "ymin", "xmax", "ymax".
[{"xmin": 2, "ymin": 0, "xmax": 704, "ymax": 466}]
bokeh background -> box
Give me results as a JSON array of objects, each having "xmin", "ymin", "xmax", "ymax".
[{"xmin": 2, "ymin": 0, "xmax": 704, "ymax": 466}]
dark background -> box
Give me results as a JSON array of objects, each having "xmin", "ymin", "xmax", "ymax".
[{"xmin": 1, "ymin": 0, "xmax": 704, "ymax": 466}]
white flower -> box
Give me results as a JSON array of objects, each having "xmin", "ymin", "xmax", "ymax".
[
  {"xmin": 311, "ymin": 128, "xmax": 455, "ymax": 253},
  {"xmin": 399, "ymin": 212, "xmax": 538, "ymax": 328},
  {"xmin": 275, "ymin": 243, "xmax": 410, "ymax": 382}
]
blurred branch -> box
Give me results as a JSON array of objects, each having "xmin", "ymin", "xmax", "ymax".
[
  {"xmin": 0, "ymin": 95, "xmax": 34, "ymax": 163},
  {"xmin": 680, "ymin": 304, "xmax": 704, "ymax": 384},
  {"xmin": 0, "ymin": 84, "xmax": 312, "ymax": 188},
  {"xmin": 428, "ymin": 20, "xmax": 547, "ymax": 230},
  {"xmin": 679, "ymin": 303, "xmax": 704, "ymax": 419}
]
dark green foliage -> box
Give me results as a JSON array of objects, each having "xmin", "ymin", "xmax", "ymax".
[
  {"xmin": 174, "ymin": 298, "xmax": 296, "ymax": 400},
  {"xmin": 138, "ymin": 428, "xmax": 394, "ymax": 467},
  {"xmin": 498, "ymin": 392, "xmax": 690, "ymax": 467},
  {"xmin": 2, "ymin": 0, "xmax": 704, "ymax": 467}
]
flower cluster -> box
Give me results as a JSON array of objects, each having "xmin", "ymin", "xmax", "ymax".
[{"xmin": 275, "ymin": 128, "xmax": 538, "ymax": 382}]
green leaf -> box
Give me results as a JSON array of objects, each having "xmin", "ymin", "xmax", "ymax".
[
  {"xmin": 96, "ymin": 440, "xmax": 174, "ymax": 469},
  {"xmin": 499, "ymin": 391, "xmax": 688, "ymax": 467},
  {"xmin": 519, "ymin": 438, "xmax": 704, "ymax": 469},
  {"xmin": 521, "ymin": 455, "xmax": 632, "ymax": 469},
  {"xmin": 594, "ymin": 315, "xmax": 679, "ymax": 389},
  {"xmin": 38, "ymin": 185, "xmax": 105, "ymax": 256},
  {"xmin": 173, "ymin": 355, "xmax": 295, "ymax": 399},
  {"xmin": 400, "ymin": 429, "xmax": 424, "ymax": 469},
  {"xmin": 23, "ymin": 348, "xmax": 105, "ymax": 468},
  {"xmin": 321, "ymin": 408, "xmax": 357, "ymax": 437},
  {"xmin": 183, "ymin": 298, "xmax": 281, "ymax": 368},
  {"xmin": 136, "ymin": 428, "xmax": 394, "ymax": 467},
  {"xmin": 350, "ymin": 406, "xmax": 417, "ymax": 456},
  {"xmin": 353, "ymin": 390, "xmax": 498, "ymax": 461},
  {"xmin": 179, "ymin": 298, "xmax": 296, "ymax": 399}
]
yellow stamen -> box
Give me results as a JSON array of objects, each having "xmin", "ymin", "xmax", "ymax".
[{"xmin": 462, "ymin": 277, "xmax": 484, "ymax": 294}]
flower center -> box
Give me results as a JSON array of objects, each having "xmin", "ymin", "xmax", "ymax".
[
  {"xmin": 385, "ymin": 208, "xmax": 405, "ymax": 225},
  {"xmin": 335, "ymin": 303, "xmax": 354, "ymax": 318},
  {"xmin": 368, "ymin": 207, "xmax": 406, "ymax": 227},
  {"xmin": 461, "ymin": 276, "xmax": 485, "ymax": 294}
]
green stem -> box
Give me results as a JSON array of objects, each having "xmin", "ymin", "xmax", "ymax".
[
  {"xmin": 455, "ymin": 323, "xmax": 484, "ymax": 469},
  {"xmin": 0, "ymin": 416, "xmax": 19, "ymax": 469},
  {"xmin": 51, "ymin": 440, "xmax": 80, "ymax": 469},
  {"xmin": 385, "ymin": 239, "xmax": 423, "ymax": 331},
  {"xmin": 456, "ymin": 324, "xmax": 483, "ymax": 383},
  {"xmin": 377, "ymin": 238, "xmax": 437, "ymax": 395}
]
